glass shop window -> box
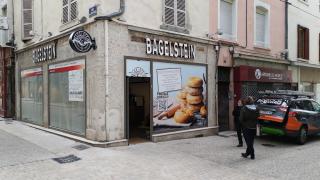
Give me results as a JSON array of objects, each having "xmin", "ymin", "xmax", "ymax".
[
  {"xmin": 21, "ymin": 68, "xmax": 43, "ymax": 125},
  {"xmin": 49, "ymin": 60, "xmax": 85, "ymax": 135}
]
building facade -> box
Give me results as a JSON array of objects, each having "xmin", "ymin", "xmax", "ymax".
[
  {"xmin": 209, "ymin": 0, "xmax": 295, "ymax": 130},
  {"xmin": 13, "ymin": 0, "xmax": 218, "ymax": 145},
  {"xmin": 287, "ymin": 0, "xmax": 320, "ymax": 102},
  {"xmin": 0, "ymin": 0, "xmax": 14, "ymax": 118}
]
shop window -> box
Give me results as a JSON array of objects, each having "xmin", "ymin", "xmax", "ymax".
[
  {"xmin": 49, "ymin": 60, "xmax": 85, "ymax": 135},
  {"xmin": 219, "ymin": 0, "xmax": 237, "ymax": 40},
  {"xmin": 22, "ymin": 0, "xmax": 33, "ymax": 40},
  {"xmin": 62, "ymin": 0, "xmax": 78, "ymax": 24},
  {"xmin": 21, "ymin": 68, "xmax": 43, "ymax": 125},
  {"xmin": 297, "ymin": 25, "xmax": 309, "ymax": 60}
]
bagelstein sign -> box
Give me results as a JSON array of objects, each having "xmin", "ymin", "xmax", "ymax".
[{"xmin": 146, "ymin": 37, "xmax": 196, "ymax": 59}]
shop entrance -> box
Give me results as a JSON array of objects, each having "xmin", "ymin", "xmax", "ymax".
[
  {"xmin": 127, "ymin": 77, "xmax": 151, "ymax": 144},
  {"xmin": 218, "ymin": 67, "xmax": 230, "ymax": 131}
]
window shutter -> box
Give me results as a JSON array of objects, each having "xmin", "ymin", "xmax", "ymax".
[
  {"xmin": 164, "ymin": 0, "xmax": 174, "ymax": 25},
  {"xmin": 70, "ymin": 0, "xmax": 78, "ymax": 21},
  {"xmin": 22, "ymin": 0, "xmax": 33, "ymax": 39},
  {"xmin": 297, "ymin": 25, "xmax": 302, "ymax": 58},
  {"xmin": 305, "ymin": 28, "xmax": 309, "ymax": 60},
  {"xmin": 62, "ymin": 0, "xmax": 69, "ymax": 23},
  {"xmin": 177, "ymin": 0, "xmax": 186, "ymax": 27}
]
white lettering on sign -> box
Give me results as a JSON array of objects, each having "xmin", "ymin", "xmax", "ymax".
[
  {"xmin": 32, "ymin": 43, "xmax": 57, "ymax": 63},
  {"xmin": 146, "ymin": 38, "xmax": 196, "ymax": 60}
]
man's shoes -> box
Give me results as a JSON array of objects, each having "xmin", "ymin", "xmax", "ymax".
[
  {"xmin": 251, "ymin": 155, "xmax": 255, "ymax": 160},
  {"xmin": 237, "ymin": 144, "xmax": 243, "ymax": 147},
  {"xmin": 241, "ymin": 153, "xmax": 249, "ymax": 158}
]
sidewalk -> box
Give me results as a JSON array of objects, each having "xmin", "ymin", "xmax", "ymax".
[{"xmin": 0, "ymin": 118, "xmax": 319, "ymax": 180}]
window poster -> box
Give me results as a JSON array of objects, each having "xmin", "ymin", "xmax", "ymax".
[
  {"xmin": 49, "ymin": 59, "xmax": 85, "ymax": 102},
  {"xmin": 68, "ymin": 70, "xmax": 84, "ymax": 101},
  {"xmin": 152, "ymin": 62, "xmax": 208, "ymax": 133}
]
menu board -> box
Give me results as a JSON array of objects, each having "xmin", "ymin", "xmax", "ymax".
[{"xmin": 156, "ymin": 68, "xmax": 182, "ymax": 93}]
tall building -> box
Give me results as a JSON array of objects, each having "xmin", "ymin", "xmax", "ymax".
[
  {"xmin": 13, "ymin": 0, "xmax": 218, "ymax": 146},
  {"xmin": 287, "ymin": 0, "xmax": 320, "ymax": 102},
  {"xmin": 210, "ymin": 0, "xmax": 293, "ymax": 131}
]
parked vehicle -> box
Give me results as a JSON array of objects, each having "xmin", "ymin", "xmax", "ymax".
[{"xmin": 256, "ymin": 90, "xmax": 320, "ymax": 145}]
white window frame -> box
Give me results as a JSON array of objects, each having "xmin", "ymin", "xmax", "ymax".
[
  {"xmin": 21, "ymin": 0, "xmax": 34, "ymax": 40},
  {"xmin": 62, "ymin": 0, "xmax": 78, "ymax": 25},
  {"xmin": 254, "ymin": 0, "xmax": 270, "ymax": 48},
  {"xmin": 162, "ymin": 0, "xmax": 188, "ymax": 29},
  {"xmin": 218, "ymin": 0, "xmax": 238, "ymax": 41}
]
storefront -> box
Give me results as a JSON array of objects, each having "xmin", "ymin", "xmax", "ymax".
[
  {"xmin": 15, "ymin": 21, "xmax": 218, "ymax": 145},
  {"xmin": 234, "ymin": 65, "xmax": 295, "ymax": 101}
]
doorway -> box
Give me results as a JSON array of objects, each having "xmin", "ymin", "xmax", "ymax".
[
  {"xmin": 127, "ymin": 77, "xmax": 151, "ymax": 144},
  {"xmin": 218, "ymin": 67, "xmax": 230, "ymax": 131}
]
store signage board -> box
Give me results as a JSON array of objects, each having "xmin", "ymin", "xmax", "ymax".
[
  {"xmin": 126, "ymin": 59, "xmax": 150, "ymax": 77},
  {"xmin": 33, "ymin": 43, "xmax": 57, "ymax": 63},
  {"xmin": 69, "ymin": 30, "xmax": 97, "ymax": 53},
  {"xmin": 235, "ymin": 66, "xmax": 292, "ymax": 83},
  {"xmin": 146, "ymin": 38, "xmax": 196, "ymax": 60},
  {"xmin": 156, "ymin": 68, "xmax": 182, "ymax": 93}
]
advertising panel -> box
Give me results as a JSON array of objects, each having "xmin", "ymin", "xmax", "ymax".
[{"xmin": 153, "ymin": 62, "xmax": 207, "ymax": 133}]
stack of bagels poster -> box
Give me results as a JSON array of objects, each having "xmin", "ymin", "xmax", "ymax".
[{"xmin": 153, "ymin": 62, "xmax": 207, "ymax": 133}]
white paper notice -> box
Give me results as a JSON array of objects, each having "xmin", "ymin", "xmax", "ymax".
[
  {"xmin": 157, "ymin": 68, "xmax": 182, "ymax": 92},
  {"xmin": 68, "ymin": 70, "xmax": 84, "ymax": 101}
]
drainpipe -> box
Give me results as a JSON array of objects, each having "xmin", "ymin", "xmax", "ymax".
[
  {"xmin": 285, "ymin": 0, "xmax": 289, "ymax": 59},
  {"xmin": 245, "ymin": 0, "xmax": 248, "ymax": 47},
  {"xmin": 95, "ymin": 0, "xmax": 125, "ymax": 21}
]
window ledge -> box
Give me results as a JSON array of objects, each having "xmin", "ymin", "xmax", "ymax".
[
  {"xmin": 297, "ymin": 0, "xmax": 309, "ymax": 6},
  {"xmin": 254, "ymin": 45, "xmax": 270, "ymax": 51},
  {"xmin": 59, "ymin": 19, "xmax": 80, "ymax": 32},
  {"xmin": 297, "ymin": 58, "xmax": 309, "ymax": 62},
  {"xmin": 160, "ymin": 24, "xmax": 189, "ymax": 34}
]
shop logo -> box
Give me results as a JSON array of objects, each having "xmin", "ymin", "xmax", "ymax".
[
  {"xmin": 130, "ymin": 67, "xmax": 148, "ymax": 77},
  {"xmin": 255, "ymin": 69, "xmax": 262, "ymax": 80},
  {"xmin": 69, "ymin": 30, "xmax": 97, "ymax": 53}
]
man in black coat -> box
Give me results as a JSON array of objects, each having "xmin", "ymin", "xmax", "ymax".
[
  {"xmin": 232, "ymin": 99, "xmax": 243, "ymax": 147},
  {"xmin": 240, "ymin": 96, "xmax": 259, "ymax": 160}
]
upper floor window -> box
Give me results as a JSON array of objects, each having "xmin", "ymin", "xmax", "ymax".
[
  {"xmin": 297, "ymin": 25, "xmax": 309, "ymax": 60},
  {"xmin": 255, "ymin": 4, "xmax": 269, "ymax": 48},
  {"xmin": 22, "ymin": 0, "xmax": 33, "ymax": 40},
  {"xmin": 163, "ymin": 0, "xmax": 186, "ymax": 29},
  {"xmin": 219, "ymin": 0, "xmax": 236, "ymax": 40},
  {"xmin": 62, "ymin": 0, "xmax": 78, "ymax": 24}
]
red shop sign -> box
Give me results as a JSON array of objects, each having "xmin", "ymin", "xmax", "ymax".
[{"xmin": 234, "ymin": 66, "xmax": 292, "ymax": 83}]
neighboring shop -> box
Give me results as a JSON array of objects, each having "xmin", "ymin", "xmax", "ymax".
[
  {"xmin": 15, "ymin": 21, "xmax": 218, "ymax": 145},
  {"xmin": 234, "ymin": 65, "xmax": 295, "ymax": 101},
  {"xmin": 0, "ymin": 47, "xmax": 14, "ymax": 118},
  {"xmin": 292, "ymin": 64, "xmax": 320, "ymax": 102}
]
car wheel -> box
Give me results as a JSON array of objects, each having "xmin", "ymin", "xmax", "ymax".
[{"xmin": 297, "ymin": 126, "xmax": 307, "ymax": 145}]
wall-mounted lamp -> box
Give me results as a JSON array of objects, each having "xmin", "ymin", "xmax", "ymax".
[{"xmin": 229, "ymin": 46, "xmax": 235, "ymax": 54}]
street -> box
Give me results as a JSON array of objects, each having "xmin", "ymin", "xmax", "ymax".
[{"xmin": 0, "ymin": 119, "xmax": 319, "ymax": 180}]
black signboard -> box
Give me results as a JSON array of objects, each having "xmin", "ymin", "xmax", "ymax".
[{"xmin": 69, "ymin": 30, "xmax": 97, "ymax": 53}]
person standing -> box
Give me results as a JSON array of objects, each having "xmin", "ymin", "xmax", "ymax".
[
  {"xmin": 232, "ymin": 99, "xmax": 243, "ymax": 147},
  {"xmin": 240, "ymin": 96, "xmax": 259, "ymax": 160}
]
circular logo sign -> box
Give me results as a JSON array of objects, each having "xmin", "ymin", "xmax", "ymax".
[
  {"xmin": 69, "ymin": 30, "xmax": 96, "ymax": 53},
  {"xmin": 255, "ymin": 69, "xmax": 262, "ymax": 80}
]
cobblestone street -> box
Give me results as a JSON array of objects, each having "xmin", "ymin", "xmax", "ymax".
[{"xmin": 0, "ymin": 119, "xmax": 320, "ymax": 180}]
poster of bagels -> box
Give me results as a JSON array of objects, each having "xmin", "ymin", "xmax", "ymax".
[{"xmin": 153, "ymin": 62, "xmax": 207, "ymax": 133}]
